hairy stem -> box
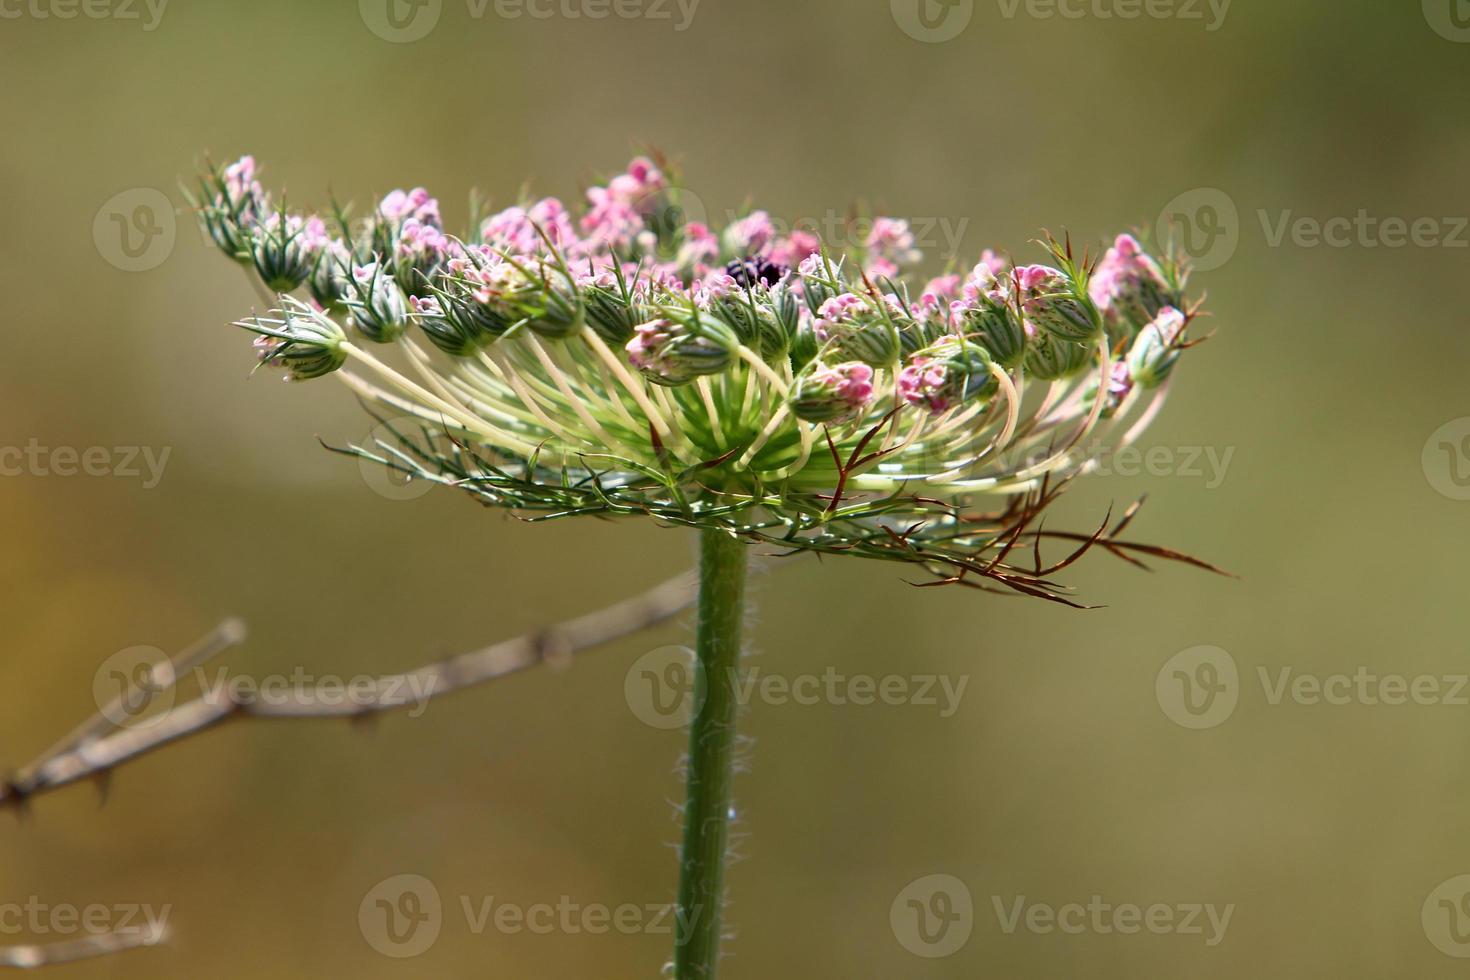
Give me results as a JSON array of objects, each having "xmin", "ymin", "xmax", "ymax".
[{"xmin": 673, "ymin": 529, "xmax": 748, "ymax": 979}]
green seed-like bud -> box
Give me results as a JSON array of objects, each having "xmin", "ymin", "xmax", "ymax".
[
  {"xmin": 346, "ymin": 262, "xmax": 409, "ymax": 344},
  {"xmin": 410, "ymin": 296, "xmax": 481, "ymax": 357},
  {"xmin": 308, "ymin": 240, "xmax": 352, "ymax": 313},
  {"xmin": 714, "ymin": 291, "xmax": 791, "ymax": 360},
  {"xmin": 391, "ymin": 220, "xmax": 448, "ymax": 299},
  {"xmin": 239, "ymin": 299, "xmax": 347, "ymax": 382},
  {"xmin": 516, "ymin": 273, "xmax": 586, "ymax": 340},
  {"xmin": 1016, "ymin": 265, "xmax": 1101, "ymax": 343},
  {"xmin": 195, "ymin": 156, "xmax": 268, "ymax": 261},
  {"xmin": 899, "ymin": 314, "xmax": 947, "ymax": 359},
  {"xmin": 797, "ymin": 254, "xmax": 845, "ymax": 315},
  {"xmin": 580, "ymin": 272, "xmax": 647, "ymax": 344},
  {"xmin": 899, "ymin": 338, "xmax": 997, "ymax": 414},
  {"xmin": 250, "ymin": 214, "xmax": 319, "ymax": 293},
  {"xmin": 791, "ymin": 361, "xmax": 877, "ymax": 424},
  {"xmin": 1127, "ymin": 307, "xmax": 1186, "ymax": 388},
  {"xmin": 526, "ymin": 303, "xmax": 585, "ymax": 340},
  {"xmin": 1023, "ymin": 332, "xmax": 1092, "ymax": 381},
  {"xmin": 725, "ymin": 282, "xmax": 801, "ymax": 358},
  {"xmin": 961, "ymin": 299, "xmax": 1026, "ymax": 370},
  {"xmin": 813, "ymin": 291, "xmax": 907, "ymax": 368},
  {"xmin": 626, "ymin": 315, "xmax": 736, "ymax": 387},
  {"xmin": 789, "ymin": 324, "xmax": 821, "ymax": 373},
  {"xmin": 433, "ymin": 270, "xmax": 514, "ymax": 342},
  {"xmin": 829, "ymin": 320, "xmax": 903, "ymax": 367}
]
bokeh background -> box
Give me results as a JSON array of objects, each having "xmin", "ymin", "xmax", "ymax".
[{"xmin": 1, "ymin": 0, "xmax": 1467, "ymax": 976}]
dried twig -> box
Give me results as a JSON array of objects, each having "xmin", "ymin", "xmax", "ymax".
[
  {"xmin": 13, "ymin": 619, "xmax": 249, "ymax": 796},
  {"xmin": 1, "ymin": 570, "xmax": 698, "ymax": 812}
]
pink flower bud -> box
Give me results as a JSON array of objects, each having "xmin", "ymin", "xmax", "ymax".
[
  {"xmin": 791, "ymin": 361, "xmax": 877, "ymax": 424},
  {"xmin": 1089, "ymin": 233, "xmax": 1177, "ymax": 333}
]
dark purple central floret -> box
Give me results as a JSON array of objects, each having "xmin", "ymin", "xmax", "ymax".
[{"xmin": 724, "ymin": 256, "xmax": 789, "ymax": 289}]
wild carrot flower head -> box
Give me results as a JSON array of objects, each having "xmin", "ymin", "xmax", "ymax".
[{"xmin": 195, "ymin": 155, "xmax": 1213, "ymax": 603}]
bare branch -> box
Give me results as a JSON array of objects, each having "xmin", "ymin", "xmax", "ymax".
[
  {"xmin": 1, "ymin": 570, "xmax": 697, "ymax": 811},
  {"xmin": 16, "ymin": 619, "xmax": 248, "ymax": 791},
  {"xmin": 0, "ymin": 923, "xmax": 166, "ymax": 969}
]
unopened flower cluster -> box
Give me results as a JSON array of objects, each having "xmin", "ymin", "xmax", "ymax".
[{"xmin": 195, "ymin": 155, "xmax": 1204, "ymax": 598}]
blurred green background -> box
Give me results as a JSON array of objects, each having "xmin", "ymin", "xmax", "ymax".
[{"xmin": 1, "ymin": 0, "xmax": 1468, "ymax": 975}]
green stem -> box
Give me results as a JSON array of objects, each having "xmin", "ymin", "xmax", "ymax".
[{"xmin": 673, "ymin": 529, "xmax": 748, "ymax": 980}]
